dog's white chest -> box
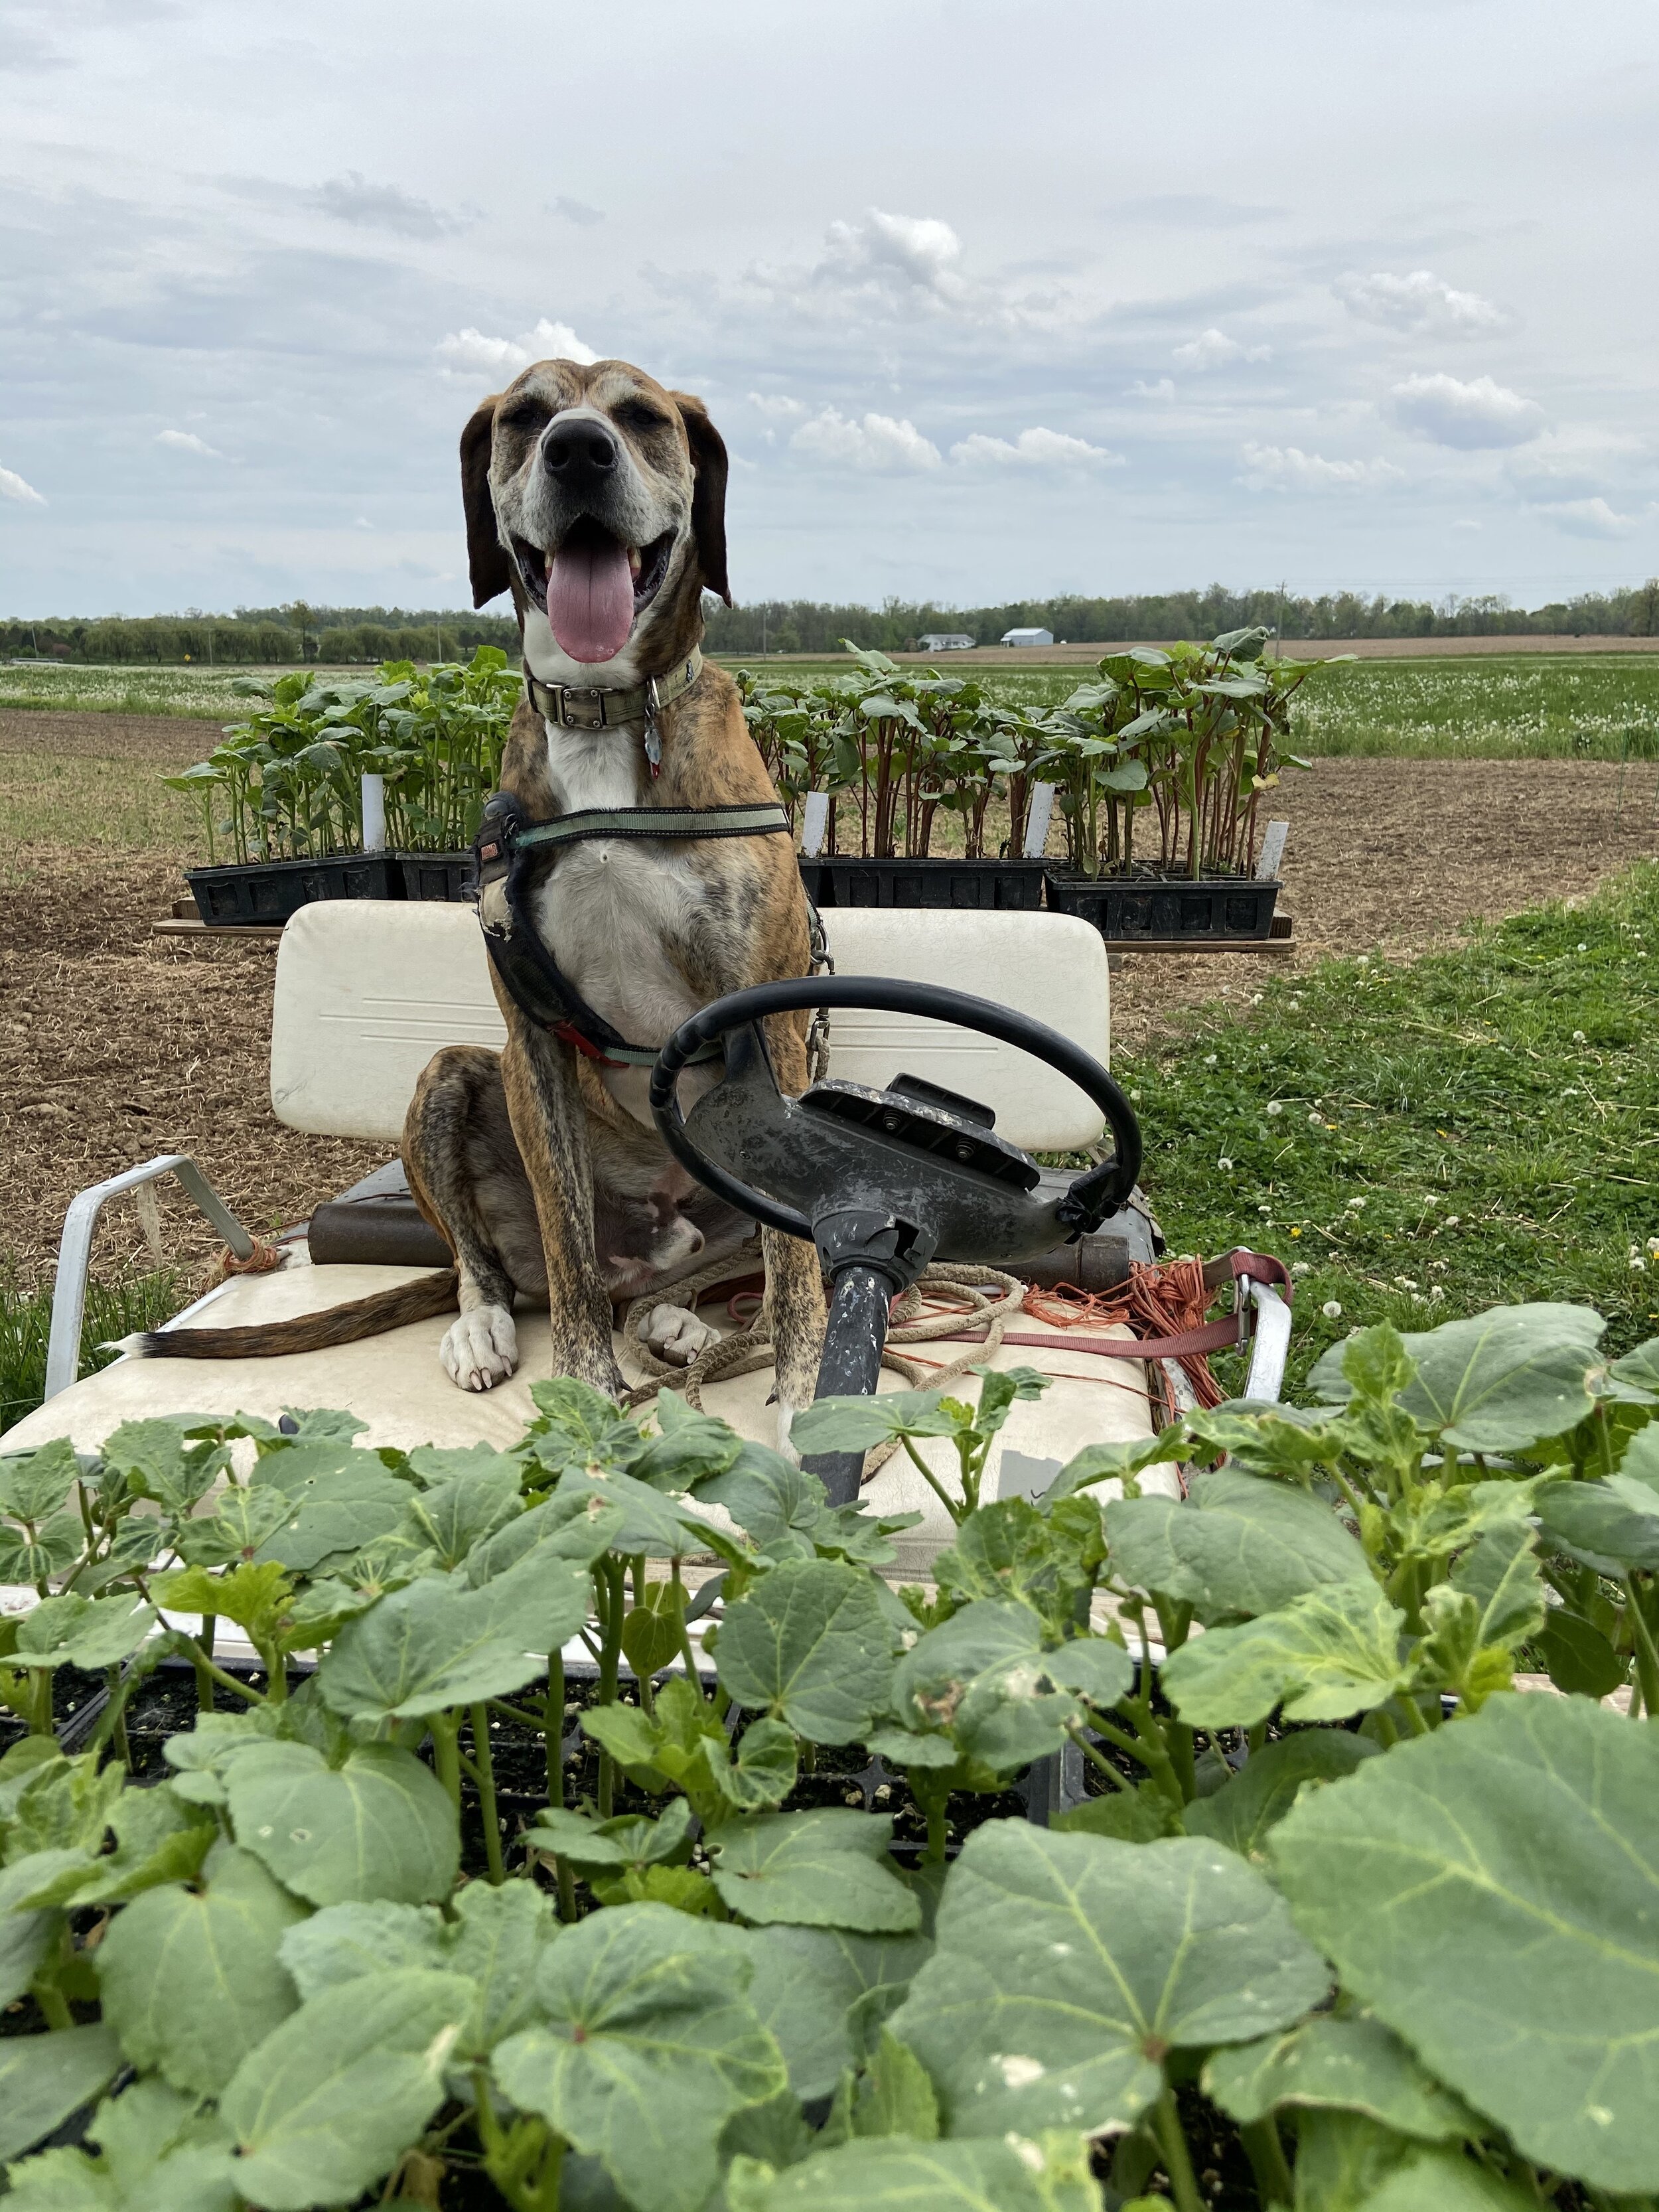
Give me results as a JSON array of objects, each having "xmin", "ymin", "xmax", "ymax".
[{"xmin": 533, "ymin": 723, "xmax": 702, "ymax": 1120}]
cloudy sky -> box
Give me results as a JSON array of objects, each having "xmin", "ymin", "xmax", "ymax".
[{"xmin": 2, "ymin": 0, "xmax": 1655, "ymax": 615}]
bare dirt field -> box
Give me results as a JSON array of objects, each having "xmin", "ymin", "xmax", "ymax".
[{"xmin": 3, "ymin": 711, "xmax": 1657, "ymax": 1290}]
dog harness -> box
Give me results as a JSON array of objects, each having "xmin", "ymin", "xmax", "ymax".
[{"xmin": 472, "ymin": 652, "xmax": 800, "ymax": 1069}]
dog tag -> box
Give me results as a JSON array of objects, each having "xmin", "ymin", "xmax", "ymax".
[{"xmin": 644, "ymin": 719, "xmax": 662, "ymax": 775}]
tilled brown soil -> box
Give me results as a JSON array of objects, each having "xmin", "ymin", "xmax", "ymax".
[{"xmin": 3, "ymin": 728, "xmax": 1656, "ymax": 1288}]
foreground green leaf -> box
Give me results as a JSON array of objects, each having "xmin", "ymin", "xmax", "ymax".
[
  {"xmin": 743, "ymin": 1923, "xmax": 934, "ymax": 2101},
  {"xmin": 757, "ymin": 2128, "xmax": 1100, "ymax": 2210},
  {"xmin": 715, "ymin": 1558, "xmax": 896, "ymax": 1743},
  {"xmin": 709, "ymin": 1810, "xmax": 920, "ymax": 1932},
  {"xmin": 1160, "ymin": 1580, "xmax": 1410, "ymax": 1728},
  {"xmin": 0, "ymin": 2022, "xmax": 123, "ymax": 2164},
  {"xmin": 889, "ymin": 1825, "xmax": 1329, "ymax": 2136},
  {"xmin": 226, "ymin": 1740, "xmax": 459, "ymax": 1904},
  {"xmin": 1183, "ymin": 1730, "xmax": 1377, "ymax": 1860},
  {"xmin": 1104, "ymin": 1467, "xmax": 1370, "ymax": 1620},
  {"xmin": 1203, "ymin": 2011, "xmax": 1471, "ymax": 2142},
  {"xmin": 1271, "ymin": 1692, "xmax": 1659, "ymax": 2191}
]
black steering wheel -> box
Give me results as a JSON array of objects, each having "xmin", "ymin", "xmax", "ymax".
[{"xmin": 648, "ymin": 977, "xmax": 1141, "ymax": 1503}]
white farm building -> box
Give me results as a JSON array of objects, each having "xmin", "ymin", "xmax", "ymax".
[
  {"xmin": 1000, "ymin": 627, "xmax": 1054, "ymax": 647},
  {"xmin": 918, "ymin": 632, "xmax": 975, "ymax": 652}
]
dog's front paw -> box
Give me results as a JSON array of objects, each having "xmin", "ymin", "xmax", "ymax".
[
  {"xmin": 642, "ymin": 1303, "xmax": 720, "ymax": 1368},
  {"xmin": 440, "ymin": 1305, "xmax": 519, "ymax": 1392},
  {"xmin": 774, "ymin": 1396, "xmax": 810, "ymax": 1467}
]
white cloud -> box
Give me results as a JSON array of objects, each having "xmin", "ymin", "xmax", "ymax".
[
  {"xmin": 310, "ymin": 172, "xmax": 454, "ymax": 239},
  {"xmin": 1538, "ymin": 496, "xmax": 1638, "ymax": 539},
  {"xmin": 0, "ymin": 461, "xmax": 45, "ymax": 506},
  {"xmin": 155, "ymin": 429, "xmax": 222, "ymax": 457},
  {"xmin": 950, "ymin": 426, "xmax": 1122, "ymax": 469},
  {"xmin": 748, "ymin": 392, "xmax": 806, "ymax": 417},
  {"xmin": 818, "ymin": 208, "xmax": 970, "ymax": 307},
  {"xmin": 790, "ymin": 407, "xmax": 941, "ymax": 472},
  {"xmin": 1337, "ymin": 269, "xmax": 1504, "ymax": 335},
  {"xmin": 1453, "ymin": 518, "xmax": 1482, "ymax": 532},
  {"xmin": 1238, "ymin": 441, "xmax": 1402, "ymax": 492},
  {"xmin": 1126, "ymin": 377, "xmax": 1176, "ymax": 402},
  {"xmin": 1173, "ymin": 327, "xmax": 1271, "ymax": 370},
  {"xmin": 551, "ymin": 195, "xmax": 603, "ymax": 227},
  {"xmin": 435, "ymin": 317, "xmax": 599, "ymax": 379},
  {"xmin": 1391, "ymin": 372, "xmax": 1543, "ymax": 449}
]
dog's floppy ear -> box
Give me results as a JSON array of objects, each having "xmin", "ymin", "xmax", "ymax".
[
  {"xmin": 460, "ymin": 394, "xmax": 513, "ymax": 609},
  {"xmin": 670, "ymin": 390, "xmax": 731, "ymax": 606}
]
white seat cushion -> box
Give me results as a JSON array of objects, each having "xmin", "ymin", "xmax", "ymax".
[{"xmin": 269, "ymin": 901, "xmax": 1108, "ymax": 1151}]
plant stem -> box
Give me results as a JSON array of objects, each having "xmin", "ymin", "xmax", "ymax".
[
  {"xmin": 1623, "ymin": 1578, "xmax": 1659, "ymax": 1718},
  {"xmin": 543, "ymin": 1653, "xmax": 565, "ymax": 1810},
  {"xmin": 1066, "ymin": 1722, "xmax": 1131, "ymax": 1792},
  {"xmin": 470, "ymin": 1704, "xmax": 504, "ymax": 1884},
  {"xmin": 31, "ymin": 1977, "xmax": 74, "ymax": 2033},
  {"xmin": 900, "ymin": 1435, "xmax": 966, "ymax": 1522},
  {"xmin": 30, "ymin": 1666, "xmax": 52, "ymax": 1736},
  {"xmin": 196, "ymin": 1615, "xmax": 218, "ymax": 1714},
  {"xmin": 104, "ymin": 1666, "xmax": 131, "ymax": 1771},
  {"xmin": 1151, "ymin": 2083, "xmax": 1204, "ymax": 2212},
  {"xmin": 431, "ymin": 1714, "xmax": 462, "ymax": 1811},
  {"xmin": 190, "ymin": 1652, "xmax": 265, "ymax": 1706},
  {"xmin": 1240, "ymin": 2115, "xmax": 1295, "ymax": 2207}
]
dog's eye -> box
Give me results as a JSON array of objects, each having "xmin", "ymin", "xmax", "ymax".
[
  {"xmin": 615, "ymin": 401, "xmax": 668, "ymax": 435},
  {"xmin": 500, "ymin": 402, "xmax": 547, "ymax": 433}
]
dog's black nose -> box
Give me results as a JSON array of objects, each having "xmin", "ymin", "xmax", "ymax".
[{"xmin": 542, "ymin": 416, "xmax": 618, "ymax": 488}]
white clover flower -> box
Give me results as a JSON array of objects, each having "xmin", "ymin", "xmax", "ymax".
[
  {"xmin": 1345, "ymin": 1197, "xmax": 1366, "ymax": 1213},
  {"xmin": 1394, "ymin": 1277, "xmax": 1418, "ymax": 1290},
  {"xmin": 1410, "ymin": 1291, "xmax": 1428, "ymax": 1304},
  {"xmin": 1128, "ymin": 1089, "xmax": 1141, "ymax": 1102},
  {"xmin": 1322, "ymin": 1299, "xmax": 1344, "ymax": 1319},
  {"xmin": 1443, "ymin": 1215, "xmax": 1460, "ymax": 1228},
  {"xmin": 1291, "ymin": 1261, "xmax": 1311, "ymax": 1277},
  {"xmin": 1577, "ymin": 942, "xmax": 1588, "ymax": 953},
  {"xmin": 1648, "ymin": 1236, "xmax": 1659, "ymax": 1256},
  {"xmin": 1307, "ymin": 1111, "xmax": 1323, "ymax": 1126},
  {"xmin": 1430, "ymin": 1258, "xmax": 1448, "ymax": 1272},
  {"xmin": 1218, "ymin": 1156, "xmax": 1234, "ymax": 1171},
  {"xmin": 1258, "ymin": 1203, "xmax": 1272, "ymax": 1215},
  {"xmin": 1428, "ymin": 1285, "xmax": 1446, "ymax": 1303},
  {"xmin": 1573, "ymin": 1030, "xmax": 1587, "ymax": 1043},
  {"xmin": 1251, "ymin": 993, "xmax": 1263, "ymax": 1005},
  {"xmin": 1203, "ymin": 1053, "xmax": 1218, "ymax": 1067},
  {"xmin": 1265, "ymin": 1101, "xmax": 1283, "ymax": 1117},
  {"xmin": 1633, "ymin": 1258, "xmax": 1649, "ymax": 1274}
]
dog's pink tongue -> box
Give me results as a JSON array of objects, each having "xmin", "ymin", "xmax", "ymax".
[{"xmin": 546, "ymin": 537, "xmax": 634, "ymax": 663}]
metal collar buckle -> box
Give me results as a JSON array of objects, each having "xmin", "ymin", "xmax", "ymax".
[{"xmin": 556, "ymin": 687, "xmax": 609, "ymax": 731}]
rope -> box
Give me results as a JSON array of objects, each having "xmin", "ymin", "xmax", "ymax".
[
  {"xmin": 210, "ymin": 1236, "xmax": 286, "ymax": 1286},
  {"xmin": 619, "ymin": 1256, "xmax": 1027, "ymax": 1483},
  {"xmin": 1022, "ymin": 1254, "xmax": 1226, "ymax": 1414}
]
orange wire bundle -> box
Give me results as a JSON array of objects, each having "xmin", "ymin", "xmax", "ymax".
[{"xmin": 1023, "ymin": 1255, "xmax": 1230, "ymax": 1413}]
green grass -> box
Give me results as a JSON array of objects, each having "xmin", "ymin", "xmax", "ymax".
[
  {"xmin": 0, "ymin": 664, "xmax": 318, "ymax": 718},
  {"xmin": 1119, "ymin": 862, "xmax": 1659, "ymax": 1396},
  {"xmin": 0, "ymin": 749, "xmax": 199, "ymax": 859},
  {"xmin": 0, "ymin": 1266, "xmax": 186, "ymax": 1437}
]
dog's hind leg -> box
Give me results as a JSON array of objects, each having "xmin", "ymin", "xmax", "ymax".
[
  {"xmin": 757, "ymin": 1011, "xmax": 829, "ymax": 1459},
  {"xmin": 405, "ymin": 1047, "xmax": 546, "ymax": 1393}
]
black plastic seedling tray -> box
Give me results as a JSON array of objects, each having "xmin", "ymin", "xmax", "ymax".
[
  {"xmin": 186, "ymin": 853, "xmax": 401, "ymax": 925},
  {"xmin": 797, "ymin": 855, "xmax": 1048, "ymax": 911},
  {"xmin": 1045, "ymin": 870, "xmax": 1281, "ymax": 940}
]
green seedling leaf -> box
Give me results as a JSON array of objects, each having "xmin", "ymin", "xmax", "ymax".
[
  {"xmin": 621, "ymin": 1580, "xmax": 687, "ymax": 1679},
  {"xmin": 226, "ymin": 1740, "xmax": 459, "ymax": 1905},
  {"xmin": 715, "ymin": 1558, "xmax": 896, "ymax": 1743},
  {"xmin": 1105, "ymin": 1467, "xmax": 1370, "ymax": 1620},
  {"xmin": 705, "ymin": 1716, "xmax": 799, "ymax": 1812},
  {"xmin": 528, "ymin": 1797, "xmax": 696, "ymax": 1874},
  {"xmin": 1449, "ymin": 1519, "xmax": 1545, "ymax": 1647},
  {"xmin": 1537, "ymin": 1606, "xmax": 1626, "ymax": 1698},
  {"xmin": 463, "ymin": 1485, "xmax": 624, "ymax": 1582},
  {"xmin": 889, "ymin": 1827, "xmax": 1329, "ymax": 2138},
  {"xmin": 1044, "ymin": 1430, "xmax": 1185, "ymax": 1501},
  {"xmin": 97, "ymin": 1844, "xmax": 306, "ymax": 2093},
  {"xmin": 1271, "ymin": 1692, "xmax": 1659, "ymax": 2192},
  {"xmin": 102, "ymin": 1419, "xmax": 224, "ymax": 1517},
  {"xmin": 394, "ymin": 1455, "xmax": 522, "ymax": 1568},
  {"xmin": 5, "ymin": 2077, "xmax": 240, "ymax": 2212},
  {"xmin": 1204, "ymin": 2010, "xmax": 1471, "ymax": 2142},
  {"xmin": 492, "ymin": 1901, "xmax": 786, "ymax": 2212},
  {"xmin": 1183, "ymin": 1400, "xmax": 1352, "ymax": 1480},
  {"xmin": 709, "ymin": 1810, "xmax": 920, "ymax": 1932},
  {"xmin": 250, "ymin": 1445, "xmax": 412, "ymax": 1573},
  {"xmin": 1054, "ymin": 1783, "xmax": 1181, "ymax": 1844},
  {"xmin": 743, "ymin": 1923, "xmax": 934, "ymax": 2102},
  {"xmin": 1341, "ymin": 2146, "xmax": 1538, "ymax": 2210},
  {"xmin": 523, "ymin": 1375, "xmax": 646, "ymax": 1477},
  {"xmin": 0, "ymin": 2022, "xmax": 124, "ymax": 2164},
  {"xmin": 1534, "ymin": 1475, "xmax": 1659, "ymax": 1573},
  {"xmin": 1161, "ymin": 1580, "xmax": 1411, "ymax": 1728},
  {"xmin": 11, "ymin": 1593, "xmax": 154, "ymax": 1672},
  {"xmin": 71, "ymin": 1779, "xmax": 217, "ymax": 1903},
  {"xmin": 933, "ymin": 1496, "xmax": 1100, "ymax": 1635},
  {"xmin": 695, "ymin": 1441, "xmax": 827, "ymax": 1554},
  {"xmin": 317, "ymin": 1552, "xmax": 588, "ymax": 1722},
  {"xmin": 581, "ymin": 1675, "xmax": 727, "ymax": 1801},
  {"xmin": 1312, "ymin": 1304, "xmax": 1606, "ymax": 1451},
  {"xmin": 0, "ymin": 1436, "xmax": 83, "ymax": 1521},
  {"xmin": 863, "ymin": 1723, "xmax": 958, "ymax": 1771},
  {"xmin": 220, "ymin": 1967, "xmax": 473, "ymax": 2212},
  {"xmin": 0, "ymin": 1512, "xmax": 84, "ymax": 1583},
  {"xmin": 757, "ymin": 2132, "xmax": 1099, "ymax": 2212},
  {"xmin": 171, "ymin": 1483, "xmax": 293, "ymax": 1568},
  {"xmin": 152, "ymin": 1560, "xmax": 291, "ymax": 1643},
  {"xmin": 630, "ymin": 1394, "xmax": 745, "ymax": 1491},
  {"xmin": 891, "ymin": 1600, "xmax": 1131, "ymax": 1773},
  {"xmin": 279, "ymin": 1899, "xmax": 443, "ymax": 1994},
  {"xmin": 7, "ymin": 1747, "xmax": 124, "ymax": 1857},
  {"xmin": 787, "ymin": 1390, "xmax": 961, "ymax": 1457},
  {"xmin": 1183, "ymin": 1730, "xmax": 1378, "ymax": 1860},
  {"xmin": 555, "ymin": 1469, "xmax": 723, "ymax": 1558}
]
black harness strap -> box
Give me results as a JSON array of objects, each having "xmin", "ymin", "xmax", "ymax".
[{"xmin": 473, "ymin": 793, "xmax": 794, "ymax": 1069}]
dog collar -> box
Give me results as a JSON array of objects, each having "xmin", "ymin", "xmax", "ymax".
[{"xmin": 526, "ymin": 647, "xmax": 702, "ymax": 733}]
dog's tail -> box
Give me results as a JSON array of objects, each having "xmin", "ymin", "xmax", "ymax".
[{"xmin": 133, "ymin": 1268, "xmax": 461, "ymax": 1361}]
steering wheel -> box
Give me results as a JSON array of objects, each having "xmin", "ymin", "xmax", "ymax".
[{"xmin": 649, "ymin": 977, "xmax": 1143, "ymax": 1503}]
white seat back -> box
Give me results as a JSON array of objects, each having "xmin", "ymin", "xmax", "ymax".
[{"xmin": 270, "ymin": 901, "xmax": 1109, "ymax": 1150}]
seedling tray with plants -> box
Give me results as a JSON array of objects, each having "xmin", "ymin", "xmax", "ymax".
[
  {"xmin": 3, "ymin": 1295, "xmax": 1658, "ymax": 2209},
  {"xmin": 742, "ymin": 628, "xmax": 1334, "ymax": 938},
  {"xmin": 169, "ymin": 648, "xmax": 516, "ymax": 925}
]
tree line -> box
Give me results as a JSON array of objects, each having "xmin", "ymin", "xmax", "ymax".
[{"xmin": 3, "ymin": 581, "xmax": 1657, "ymax": 665}]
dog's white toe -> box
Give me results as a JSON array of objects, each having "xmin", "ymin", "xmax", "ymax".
[
  {"xmin": 440, "ymin": 1305, "xmax": 518, "ymax": 1392},
  {"xmin": 775, "ymin": 1397, "xmax": 808, "ymax": 1467},
  {"xmin": 643, "ymin": 1303, "xmax": 720, "ymax": 1368}
]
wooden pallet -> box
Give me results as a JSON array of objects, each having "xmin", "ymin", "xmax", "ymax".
[{"xmin": 153, "ymin": 917, "xmax": 284, "ymax": 939}]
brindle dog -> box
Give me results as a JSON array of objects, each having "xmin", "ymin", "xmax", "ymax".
[{"xmin": 143, "ymin": 359, "xmax": 827, "ymax": 1437}]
